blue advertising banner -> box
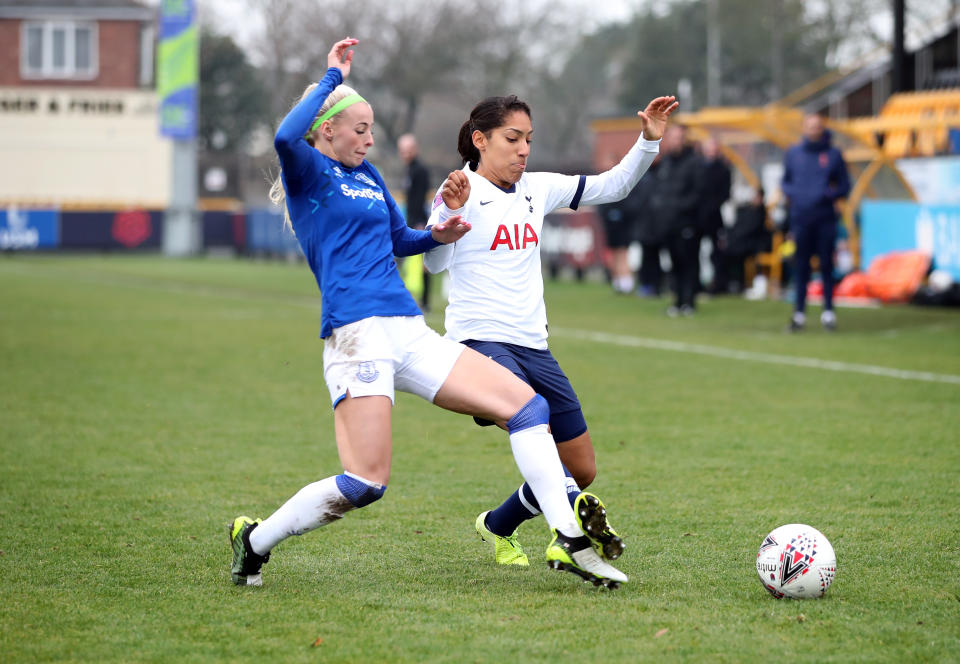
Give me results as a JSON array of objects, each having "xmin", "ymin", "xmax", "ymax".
[
  {"xmin": 0, "ymin": 207, "xmax": 59, "ymax": 250},
  {"xmin": 246, "ymin": 208, "xmax": 302, "ymax": 255},
  {"xmin": 861, "ymin": 201, "xmax": 960, "ymax": 279},
  {"xmin": 60, "ymin": 210, "xmax": 164, "ymax": 250},
  {"xmin": 202, "ymin": 211, "xmax": 244, "ymax": 249},
  {"xmin": 157, "ymin": 0, "xmax": 198, "ymax": 138}
]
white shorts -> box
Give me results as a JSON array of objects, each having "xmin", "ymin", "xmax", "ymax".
[{"xmin": 323, "ymin": 315, "xmax": 465, "ymax": 408}]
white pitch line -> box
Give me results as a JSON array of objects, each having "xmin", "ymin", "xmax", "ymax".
[{"xmin": 551, "ymin": 327, "xmax": 960, "ymax": 386}]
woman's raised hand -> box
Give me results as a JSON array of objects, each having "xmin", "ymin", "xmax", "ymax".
[
  {"xmin": 430, "ymin": 215, "xmax": 472, "ymax": 244},
  {"xmin": 637, "ymin": 96, "xmax": 679, "ymax": 141},
  {"xmin": 328, "ymin": 38, "xmax": 359, "ymax": 78},
  {"xmin": 440, "ymin": 170, "xmax": 471, "ymax": 210}
]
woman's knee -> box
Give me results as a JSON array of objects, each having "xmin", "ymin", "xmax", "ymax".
[
  {"xmin": 557, "ymin": 432, "xmax": 597, "ymax": 488},
  {"xmin": 570, "ymin": 463, "xmax": 597, "ymax": 489},
  {"xmin": 505, "ymin": 394, "xmax": 550, "ymax": 433}
]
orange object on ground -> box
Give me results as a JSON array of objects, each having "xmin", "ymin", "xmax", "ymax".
[
  {"xmin": 805, "ymin": 251, "xmax": 930, "ymax": 303},
  {"xmin": 835, "ymin": 271, "xmax": 870, "ymax": 297},
  {"xmin": 864, "ymin": 250, "xmax": 931, "ymax": 302}
]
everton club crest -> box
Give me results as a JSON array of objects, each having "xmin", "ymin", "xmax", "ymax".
[{"xmin": 356, "ymin": 361, "xmax": 379, "ymax": 383}]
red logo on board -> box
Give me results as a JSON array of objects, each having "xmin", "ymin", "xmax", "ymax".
[{"xmin": 112, "ymin": 210, "xmax": 152, "ymax": 248}]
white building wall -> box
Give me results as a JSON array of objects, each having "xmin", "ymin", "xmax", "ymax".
[{"xmin": 0, "ymin": 86, "xmax": 171, "ymax": 208}]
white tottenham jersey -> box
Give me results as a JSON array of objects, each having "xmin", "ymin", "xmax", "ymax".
[{"xmin": 425, "ymin": 135, "xmax": 660, "ymax": 350}]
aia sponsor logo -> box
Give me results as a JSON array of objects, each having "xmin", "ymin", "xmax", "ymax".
[{"xmin": 490, "ymin": 223, "xmax": 538, "ymax": 251}]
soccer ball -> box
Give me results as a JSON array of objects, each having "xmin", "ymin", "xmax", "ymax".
[{"xmin": 756, "ymin": 524, "xmax": 836, "ymax": 599}]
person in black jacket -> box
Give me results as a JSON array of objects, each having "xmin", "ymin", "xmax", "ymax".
[
  {"xmin": 724, "ymin": 187, "xmax": 771, "ymax": 292},
  {"xmin": 634, "ymin": 154, "xmax": 663, "ymax": 296},
  {"xmin": 398, "ymin": 133, "xmax": 433, "ymax": 309},
  {"xmin": 649, "ymin": 125, "xmax": 702, "ymax": 315},
  {"xmin": 698, "ymin": 137, "xmax": 732, "ymax": 293},
  {"xmin": 596, "ymin": 152, "xmax": 640, "ymax": 294}
]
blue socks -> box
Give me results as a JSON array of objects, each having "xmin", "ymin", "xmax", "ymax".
[
  {"xmin": 335, "ymin": 472, "xmax": 386, "ymax": 508},
  {"xmin": 505, "ymin": 394, "xmax": 550, "ymax": 432},
  {"xmin": 484, "ymin": 467, "xmax": 580, "ymax": 537}
]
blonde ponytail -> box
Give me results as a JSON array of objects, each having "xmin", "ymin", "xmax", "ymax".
[{"xmin": 270, "ymin": 82, "xmax": 362, "ymax": 232}]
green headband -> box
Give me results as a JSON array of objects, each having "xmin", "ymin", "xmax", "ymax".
[{"xmin": 308, "ymin": 94, "xmax": 367, "ymax": 134}]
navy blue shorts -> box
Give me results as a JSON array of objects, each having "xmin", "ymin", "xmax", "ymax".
[{"xmin": 463, "ymin": 339, "xmax": 587, "ymax": 443}]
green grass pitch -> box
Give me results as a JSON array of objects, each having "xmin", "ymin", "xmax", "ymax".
[{"xmin": 1, "ymin": 255, "xmax": 958, "ymax": 662}]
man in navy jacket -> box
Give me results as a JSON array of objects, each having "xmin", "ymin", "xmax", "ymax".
[{"xmin": 781, "ymin": 113, "xmax": 851, "ymax": 331}]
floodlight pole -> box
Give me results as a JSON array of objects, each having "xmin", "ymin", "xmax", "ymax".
[
  {"xmin": 706, "ymin": 0, "xmax": 721, "ymax": 107},
  {"xmin": 164, "ymin": 139, "xmax": 200, "ymax": 256},
  {"xmin": 770, "ymin": 0, "xmax": 784, "ymax": 101},
  {"xmin": 891, "ymin": 0, "xmax": 906, "ymax": 93}
]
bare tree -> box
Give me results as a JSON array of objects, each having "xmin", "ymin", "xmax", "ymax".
[{"xmin": 242, "ymin": 0, "xmax": 580, "ymax": 157}]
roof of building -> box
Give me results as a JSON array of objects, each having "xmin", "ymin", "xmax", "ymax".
[{"xmin": 0, "ymin": 0, "xmax": 154, "ymax": 20}]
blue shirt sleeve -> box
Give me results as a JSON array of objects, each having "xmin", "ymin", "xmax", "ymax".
[
  {"xmin": 274, "ymin": 68, "xmax": 344, "ymax": 195},
  {"xmin": 369, "ymin": 166, "xmax": 440, "ymax": 256}
]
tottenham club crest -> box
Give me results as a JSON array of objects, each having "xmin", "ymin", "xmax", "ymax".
[{"xmin": 356, "ymin": 361, "xmax": 379, "ymax": 383}]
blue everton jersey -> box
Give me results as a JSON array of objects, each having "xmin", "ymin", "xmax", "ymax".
[{"xmin": 274, "ymin": 68, "xmax": 439, "ymax": 338}]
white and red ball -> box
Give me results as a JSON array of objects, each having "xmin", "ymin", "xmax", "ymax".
[{"xmin": 756, "ymin": 524, "xmax": 836, "ymax": 599}]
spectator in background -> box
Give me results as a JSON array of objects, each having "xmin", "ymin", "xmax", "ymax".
[
  {"xmin": 781, "ymin": 113, "xmax": 851, "ymax": 331},
  {"xmin": 634, "ymin": 154, "xmax": 664, "ymax": 296},
  {"xmin": 698, "ymin": 137, "xmax": 732, "ymax": 293},
  {"xmin": 649, "ymin": 124, "xmax": 702, "ymax": 316},
  {"xmin": 398, "ymin": 133, "xmax": 433, "ymax": 310},
  {"xmin": 596, "ymin": 152, "xmax": 639, "ymax": 294},
  {"xmin": 724, "ymin": 187, "xmax": 771, "ymax": 293}
]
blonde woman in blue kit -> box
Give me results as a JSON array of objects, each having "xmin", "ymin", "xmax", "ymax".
[{"xmin": 227, "ymin": 38, "xmax": 629, "ymax": 589}]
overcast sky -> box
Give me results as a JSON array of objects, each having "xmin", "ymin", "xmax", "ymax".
[
  {"xmin": 152, "ymin": 0, "xmax": 958, "ymax": 69},
  {"xmin": 199, "ymin": 0, "xmax": 639, "ymax": 48}
]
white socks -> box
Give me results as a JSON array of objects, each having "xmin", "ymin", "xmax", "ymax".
[
  {"xmin": 248, "ymin": 424, "xmax": 584, "ymax": 555},
  {"xmin": 248, "ymin": 476, "xmax": 354, "ymax": 556},
  {"xmin": 508, "ymin": 423, "xmax": 581, "ymax": 538}
]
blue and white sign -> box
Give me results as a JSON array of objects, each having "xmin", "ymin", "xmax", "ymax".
[
  {"xmin": 157, "ymin": 0, "xmax": 198, "ymax": 139},
  {"xmin": 861, "ymin": 201, "xmax": 960, "ymax": 279},
  {"xmin": 0, "ymin": 207, "xmax": 59, "ymax": 250},
  {"xmin": 897, "ymin": 157, "xmax": 960, "ymax": 205}
]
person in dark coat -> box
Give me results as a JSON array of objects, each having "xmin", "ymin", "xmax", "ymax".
[
  {"xmin": 781, "ymin": 114, "xmax": 851, "ymax": 331},
  {"xmin": 724, "ymin": 187, "xmax": 771, "ymax": 292},
  {"xmin": 398, "ymin": 133, "xmax": 433, "ymax": 309},
  {"xmin": 649, "ymin": 125, "xmax": 702, "ymax": 315},
  {"xmin": 633, "ymin": 154, "xmax": 663, "ymax": 296},
  {"xmin": 595, "ymin": 152, "xmax": 638, "ymax": 293},
  {"xmin": 698, "ymin": 137, "xmax": 732, "ymax": 293}
]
